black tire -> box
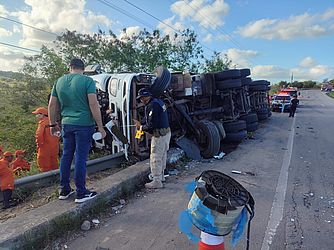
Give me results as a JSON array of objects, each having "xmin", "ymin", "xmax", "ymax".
[
  {"xmin": 214, "ymin": 69, "xmax": 241, "ymax": 81},
  {"xmin": 241, "ymin": 77, "xmax": 252, "ymax": 86},
  {"xmin": 224, "ymin": 130, "xmax": 247, "ymax": 142},
  {"xmin": 257, "ymin": 108, "xmax": 268, "ymax": 121},
  {"xmin": 196, "ymin": 120, "xmax": 220, "ymax": 158},
  {"xmin": 240, "ymin": 68, "xmax": 251, "ymax": 78},
  {"xmin": 249, "ymin": 85, "xmax": 269, "ymax": 91},
  {"xmin": 246, "ymin": 122, "xmax": 258, "ymax": 132},
  {"xmin": 257, "ymin": 108, "xmax": 269, "ymax": 115},
  {"xmin": 216, "ymin": 79, "xmax": 242, "ymax": 90},
  {"xmin": 150, "ymin": 67, "xmax": 171, "ymax": 97},
  {"xmin": 223, "ymin": 120, "xmax": 247, "ymax": 133},
  {"xmin": 212, "ymin": 120, "xmax": 226, "ymax": 140},
  {"xmin": 239, "ymin": 112, "xmax": 258, "ymax": 124},
  {"xmin": 268, "ymin": 109, "xmax": 272, "ymax": 117},
  {"xmin": 250, "ymin": 80, "xmax": 270, "ymax": 86}
]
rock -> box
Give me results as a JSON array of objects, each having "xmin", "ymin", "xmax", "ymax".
[
  {"xmin": 120, "ymin": 199, "xmax": 126, "ymax": 205},
  {"xmin": 81, "ymin": 220, "xmax": 91, "ymax": 231},
  {"xmin": 92, "ymin": 219, "xmax": 100, "ymax": 225}
]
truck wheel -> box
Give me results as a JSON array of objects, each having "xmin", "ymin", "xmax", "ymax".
[
  {"xmin": 249, "ymin": 85, "xmax": 269, "ymax": 91},
  {"xmin": 239, "ymin": 112, "xmax": 258, "ymax": 124},
  {"xmin": 216, "ymin": 79, "xmax": 242, "ymax": 90},
  {"xmin": 250, "ymin": 80, "xmax": 270, "ymax": 86},
  {"xmin": 224, "ymin": 130, "xmax": 247, "ymax": 142},
  {"xmin": 150, "ymin": 67, "xmax": 171, "ymax": 97},
  {"xmin": 240, "ymin": 68, "xmax": 251, "ymax": 77},
  {"xmin": 196, "ymin": 120, "xmax": 220, "ymax": 158},
  {"xmin": 212, "ymin": 120, "xmax": 226, "ymax": 140},
  {"xmin": 223, "ymin": 120, "xmax": 247, "ymax": 133},
  {"xmin": 241, "ymin": 77, "xmax": 252, "ymax": 86},
  {"xmin": 246, "ymin": 122, "xmax": 258, "ymax": 132},
  {"xmin": 214, "ymin": 69, "xmax": 241, "ymax": 81}
]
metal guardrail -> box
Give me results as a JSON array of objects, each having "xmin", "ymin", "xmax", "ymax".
[{"xmin": 0, "ymin": 152, "xmax": 125, "ymax": 202}]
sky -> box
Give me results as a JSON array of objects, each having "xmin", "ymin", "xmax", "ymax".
[{"xmin": 0, "ymin": 0, "xmax": 333, "ymax": 84}]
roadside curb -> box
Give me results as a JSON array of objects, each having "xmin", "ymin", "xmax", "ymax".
[{"xmin": 0, "ymin": 160, "xmax": 151, "ymax": 249}]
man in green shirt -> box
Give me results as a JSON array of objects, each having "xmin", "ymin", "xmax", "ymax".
[{"xmin": 48, "ymin": 58, "xmax": 106, "ymax": 203}]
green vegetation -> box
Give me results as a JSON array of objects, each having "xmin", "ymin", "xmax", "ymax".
[{"xmin": 327, "ymin": 92, "xmax": 334, "ymax": 98}]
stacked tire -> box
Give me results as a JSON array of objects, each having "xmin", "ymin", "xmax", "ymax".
[
  {"xmin": 214, "ymin": 68, "xmax": 251, "ymax": 90},
  {"xmin": 239, "ymin": 112, "xmax": 258, "ymax": 132},
  {"xmin": 222, "ymin": 120, "xmax": 247, "ymax": 143},
  {"xmin": 196, "ymin": 120, "xmax": 221, "ymax": 158}
]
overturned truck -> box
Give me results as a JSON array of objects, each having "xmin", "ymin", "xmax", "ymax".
[{"xmin": 87, "ymin": 66, "xmax": 271, "ymax": 160}]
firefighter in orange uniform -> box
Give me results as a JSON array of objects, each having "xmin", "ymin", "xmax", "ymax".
[
  {"xmin": 12, "ymin": 150, "xmax": 30, "ymax": 176},
  {"xmin": 32, "ymin": 107, "xmax": 59, "ymax": 172},
  {"xmin": 0, "ymin": 152, "xmax": 15, "ymax": 209}
]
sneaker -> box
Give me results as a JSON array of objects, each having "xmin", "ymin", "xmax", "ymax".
[
  {"xmin": 75, "ymin": 191, "xmax": 97, "ymax": 203},
  {"xmin": 59, "ymin": 189, "xmax": 75, "ymax": 200}
]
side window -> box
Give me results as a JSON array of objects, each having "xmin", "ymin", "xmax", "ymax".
[{"xmin": 109, "ymin": 78, "xmax": 118, "ymax": 97}]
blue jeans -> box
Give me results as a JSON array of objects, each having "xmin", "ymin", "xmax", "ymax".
[{"xmin": 60, "ymin": 124, "xmax": 94, "ymax": 195}]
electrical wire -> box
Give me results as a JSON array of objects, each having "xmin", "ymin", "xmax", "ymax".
[
  {"xmin": 0, "ymin": 41, "xmax": 40, "ymax": 53},
  {"xmin": 0, "ymin": 15, "xmax": 59, "ymax": 36},
  {"xmin": 120, "ymin": 0, "xmax": 216, "ymax": 55}
]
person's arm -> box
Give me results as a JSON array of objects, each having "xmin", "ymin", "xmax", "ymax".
[
  {"xmin": 35, "ymin": 121, "xmax": 45, "ymax": 147},
  {"xmin": 48, "ymin": 96, "xmax": 61, "ymax": 136},
  {"xmin": 88, "ymin": 93, "xmax": 106, "ymax": 138}
]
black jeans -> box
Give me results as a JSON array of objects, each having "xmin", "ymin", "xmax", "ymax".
[
  {"xmin": 2, "ymin": 189, "xmax": 12, "ymax": 208},
  {"xmin": 289, "ymin": 106, "xmax": 297, "ymax": 117}
]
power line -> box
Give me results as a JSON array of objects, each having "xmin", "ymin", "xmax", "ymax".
[
  {"xmin": 121, "ymin": 0, "xmax": 216, "ymax": 54},
  {"xmin": 96, "ymin": 0, "xmax": 157, "ymax": 31},
  {"xmin": 0, "ymin": 41, "xmax": 40, "ymax": 53},
  {"xmin": 0, "ymin": 15, "xmax": 59, "ymax": 36}
]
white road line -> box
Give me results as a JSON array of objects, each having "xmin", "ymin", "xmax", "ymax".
[{"xmin": 261, "ymin": 117, "xmax": 296, "ymax": 250}]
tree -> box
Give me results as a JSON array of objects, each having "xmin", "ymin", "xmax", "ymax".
[{"xmin": 202, "ymin": 52, "xmax": 233, "ymax": 72}]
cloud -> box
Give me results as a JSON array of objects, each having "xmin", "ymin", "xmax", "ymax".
[
  {"xmin": 203, "ymin": 33, "xmax": 213, "ymax": 42},
  {"xmin": 237, "ymin": 8, "xmax": 334, "ymax": 40},
  {"xmin": 10, "ymin": 0, "xmax": 113, "ymax": 48},
  {"xmin": 0, "ymin": 47, "xmax": 27, "ymax": 71},
  {"xmin": 157, "ymin": 16, "xmax": 185, "ymax": 37},
  {"xmin": 251, "ymin": 65, "xmax": 289, "ymax": 82},
  {"xmin": 299, "ymin": 57, "xmax": 316, "ymax": 68},
  {"xmin": 225, "ymin": 48, "xmax": 258, "ymax": 67},
  {"xmin": 0, "ymin": 27, "xmax": 12, "ymax": 37},
  {"xmin": 118, "ymin": 26, "xmax": 141, "ymax": 40},
  {"xmin": 0, "ymin": 4, "xmax": 9, "ymax": 16},
  {"xmin": 170, "ymin": 0, "xmax": 230, "ymax": 29}
]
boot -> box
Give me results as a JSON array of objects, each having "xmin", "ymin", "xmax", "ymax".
[{"xmin": 145, "ymin": 177, "xmax": 164, "ymax": 189}]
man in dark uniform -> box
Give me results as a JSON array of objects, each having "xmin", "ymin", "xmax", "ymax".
[
  {"xmin": 289, "ymin": 95, "xmax": 299, "ymax": 117},
  {"xmin": 135, "ymin": 88, "xmax": 171, "ymax": 189}
]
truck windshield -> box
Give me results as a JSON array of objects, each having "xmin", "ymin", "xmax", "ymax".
[{"xmin": 275, "ymin": 96, "xmax": 291, "ymax": 101}]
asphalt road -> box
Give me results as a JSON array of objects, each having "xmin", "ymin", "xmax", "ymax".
[{"xmin": 65, "ymin": 90, "xmax": 334, "ymax": 250}]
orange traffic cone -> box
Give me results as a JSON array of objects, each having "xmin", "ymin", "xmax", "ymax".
[{"xmin": 198, "ymin": 232, "xmax": 225, "ymax": 250}]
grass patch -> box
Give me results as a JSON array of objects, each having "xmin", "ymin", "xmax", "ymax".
[{"xmin": 326, "ymin": 92, "xmax": 334, "ymax": 99}]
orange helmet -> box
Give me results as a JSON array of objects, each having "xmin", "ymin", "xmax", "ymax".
[
  {"xmin": 3, "ymin": 151, "xmax": 13, "ymax": 157},
  {"xmin": 32, "ymin": 107, "xmax": 48, "ymax": 116},
  {"xmin": 15, "ymin": 150, "xmax": 26, "ymax": 156}
]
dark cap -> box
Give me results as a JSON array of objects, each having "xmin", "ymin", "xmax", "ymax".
[
  {"xmin": 69, "ymin": 58, "xmax": 84, "ymax": 69},
  {"xmin": 137, "ymin": 88, "xmax": 152, "ymax": 100}
]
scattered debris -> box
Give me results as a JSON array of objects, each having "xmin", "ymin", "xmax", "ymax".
[
  {"xmin": 92, "ymin": 219, "xmax": 100, "ymax": 225},
  {"xmin": 81, "ymin": 220, "xmax": 91, "ymax": 231},
  {"xmin": 119, "ymin": 199, "xmax": 126, "ymax": 205},
  {"xmin": 231, "ymin": 170, "xmax": 255, "ymax": 176},
  {"xmin": 325, "ymin": 220, "xmax": 331, "ymax": 223},
  {"xmin": 111, "ymin": 205, "xmax": 123, "ymax": 213},
  {"xmin": 307, "ymin": 127, "xmax": 314, "ymax": 130},
  {"xmin": 213, "ymin": 152, "xmax": 225, "ymax": 159},
  {"xmin": 168, "ymin": 169, "xmax": 179, "ymax": 175},
  {"xmin": 64, "ymin": 244, "xmax": 68, "ymax": 249},
  {"xmin": 290, "ymin": 218, "xmax": 295, "ymax": 222}
]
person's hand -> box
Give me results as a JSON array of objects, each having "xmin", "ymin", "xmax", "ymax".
[
  {"xmin": 98, "ymin": 126, "xmax": 107, "ymax": 139},
  {"xmin": 50, "ymin": 124, "xmax": 61, "ymax": 137},
  {"xmin": 133, "ymin": 119, "xmax": 141, "ymax": 129}
]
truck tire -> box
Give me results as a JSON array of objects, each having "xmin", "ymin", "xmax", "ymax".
[
  {"xmin": 241, "ymin": 77, "xmax": 252, "ymax": 86},
  {"xmin": 216, "ymin": 79, "xmax": 242, "ymax": 90},
  {"xmin": 240, "ymin": 68, "xmax": 251, "ymax": 78},
  {"xmin": 214, "ymin": 69, "xmax": 241, "ymax": 81},
  {"xmin": 224, "ymin": 130, "xmax": 247, "ymax": 143},
  {"xmin": 249, "ymin": 84, "xmax": 269, "ymax": 91},
  {"xmin": 246, "ymin": 121, "xmax": 258, "ymax": 132},
  {"xmin": 257, "ymin": 108, "xmax": 268, "ymax": 121},
  {"xmin": 213, "ymin": 120, "xmax": 226, "ymax": 140},
  {"xmin": 196, "ymin": 120, "xmax": 220, "ymax": 158},
  {"xmin": 239, "ymin": 112, "xmax": 258, "ymax": 124},
  {"xmin": 223, "ymin": 120, "xmax": 247, "ymax": 133},
  {"xmin": 250, "ymin": 80, "xmax": 270, "ymax": 86},
  {"xmin": 150, "ymin": 67, "xmax": 171, "ymax": 97}
]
